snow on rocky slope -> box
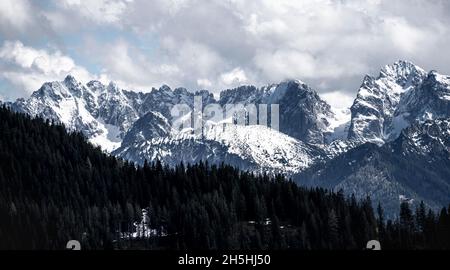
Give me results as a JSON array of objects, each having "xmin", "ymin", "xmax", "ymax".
[
  {"xmin": 115, "ymin": 122, "xmax": 326, "ymax": 175},
  {"xmin": 348, "ymin": 60, "xmax": 428, "ymax": 144}
]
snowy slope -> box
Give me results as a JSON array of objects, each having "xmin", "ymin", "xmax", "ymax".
[
  {"xmin": 114, "ymin": 122, "xmax": 326, "ymax": 175},
  {"xmin": 324, "ymin": 107, "xmax": 352, "ymax": 143},
  {"xmin": 204, "ymin": 124, "xmax": 320, "ymax": 173}
]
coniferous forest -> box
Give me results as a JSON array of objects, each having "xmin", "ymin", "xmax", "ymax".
[{"xmin": 0, "ymin": 106, "xmax": 449, "ymax": 250}]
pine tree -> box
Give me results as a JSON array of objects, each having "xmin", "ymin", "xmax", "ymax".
[
  {"xmin": 400, "ymin": 202, "xmax": 415, "ymax": 232},
  {"xmin": 327, "ymin": 209, "xmax": 339, "ymax": 248},
  {"xmin": 377, "ymin": 203, "xmax": 385, "ymax": 237},
  {"xmin": 415, "ymin": 201, "xmax": 426, "ymax": 232}
]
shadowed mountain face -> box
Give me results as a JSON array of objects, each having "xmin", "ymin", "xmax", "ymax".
[
  {"xmin": 296, "ymin": 118, "xmax": 450, "ymax": 216},
  {"xmin": 219, "ymin": 80, "xmax": 335, "ymax": 144},
  {"xmin": 7, "ymin": 61, "xmax": 450, "ymax": 216}
]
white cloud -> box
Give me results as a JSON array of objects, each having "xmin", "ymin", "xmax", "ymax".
[
  {"xmin": 0, "ymin": 0, "xmax": 32, "ymax": 31},
  {"xmin": 197, "ymin": 78, "xmax": 212, "ymax": 88},
  {"xmin": 0, "ymin": 41, "xmax": 75, "ymax": 74},
  {"xmin": 383, "ymin": 17, "xmax": 429, "ymax": 54},
  {"xmin": 106, "ymin": 0, "xmax": 450, "ymax": 99},
  {"xmin": 220, "ymin": 68, "xmax": 248, "ymax": 86},
  {"xmin": 320, "ymin": 91, "xmax": 355, "ymax": 110},
  {"xmin": 0, "ymin": 41, "xmax": 95, "ymax": 99},
  {"xmin": 171, "ymin": 40, "xmax": 225, "ymax": 78},
  {"xmin": 80, "ymin": 38, "xmax": 185, "ymax": 91},
  {"xmin": 0, "ymin": 0, "xmax": 58, "ymax": 41},
  {"xmin": 58, "ymin": 0, "xmax": 134, "ymax": 24}
]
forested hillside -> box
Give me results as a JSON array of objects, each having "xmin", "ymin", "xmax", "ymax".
[{"xmin": 0, "ymin": 107, "xmax": 448, "ymax": 250}]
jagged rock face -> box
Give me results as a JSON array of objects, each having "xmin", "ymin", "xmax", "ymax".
[
  {"xmin": 138, "ymin": 86, "xmax": 190, "ymax": 119},
  {"xmin": 348, "ymin": 61, "xmax": 427, "ymax": 144},
  {"xmin": 395, "ymin": 118, "xmax": 450, "ymax": 156},
  {"xmin": 219, "ymin": 80, "xmax": 335, "ymax": 144},
  {"xmin": 137, "ymin": 86, "xmax": 216, "ymax": 120},
  {"xmin": 274, "ymin": 81, "xmax": 334, "ymax": 144},
  {"xmin": 115, "ymin": 124, "xmax": 327, "ymax": 175},
  {"xmin": 393, "ymin": 72, "xmax": 450, "ymax": 136},
  {"xmin": 121, "ymin": 111, "xmax": 172, "ymax": 146},
  {"xmin": 95, "ymin": 82, "xmax": 142, "ymax": 134},
  {"xmin": 219, "ymin": 85, "xmax": 263, "ymax": 105}
]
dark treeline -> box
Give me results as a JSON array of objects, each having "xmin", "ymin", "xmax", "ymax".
[{"xmin": 0, "ymin": 106, "xmax": 449, "ymax": 250}]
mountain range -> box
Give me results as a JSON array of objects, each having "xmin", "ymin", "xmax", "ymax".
[{"xmin": 4, "ymin": 60, "xmax": 450, "ymax": 216}]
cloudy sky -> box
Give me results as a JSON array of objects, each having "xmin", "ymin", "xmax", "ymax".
[{"xmin": 1, "ymin": 0, "xmax": 450, "ymax": 108}]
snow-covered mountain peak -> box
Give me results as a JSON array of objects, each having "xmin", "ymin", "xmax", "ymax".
[
  {"xmin": 424, "ymin": 70, "xmax": 450, "ymax": 87},
  {"xmin": 63, "ymin": 74, "xmax": 78, "ymax": 85},
  {"xmin": 31, "ymin": 81, "xmax": 67, "ymax": 100},
  {"xmin": 64, "ymin": 75, "xmax": 88, "ymax": 98},
  {"xmin": 348, "ymin": 61, "xmax": 429, "ymax": 144},
  {"xmin": 361, "ymin": 74, "xmax": 375, "ymax": 85},
  {"xmin": 422, "ymin": 71, "xmax": 450, "ymax": 97},
  {"xmin": 218, "ymin": 80, "xmax": 314, "ymax": 106},
  {"xmin": 264, "ymin": 80, "xmax": 311, "ymax": 103},
  {"xmin": 29, "ymin": 75, "xmax": 89, "ymax": 101},
  {"xmin": 158, "ymin": 84, "xmax": 172, "ymax": 93},
  {"xmin": 380, "ymin": 60, "xmax": 427, "ymax": 86},
  {"xmin": 86, "ymin": 80, "xmax": 106, "ymax": 92},
  {"xmin": 173, "ymin": 87, "xmax": 189, "ymax": 96},
  {"xmin": 277, "ymin": 79, "xmax": 308, "ymax": 88},
  {"xmin": 219, "ymin": 85, "xmax": 260, "ymax": 105},
  {"xmin": 12, "ymin": 76, "xmax": 146, "ymax": 152},
  {"xmin": 195, "ymin": 89, "xmax": 214, "ymax": 98}
]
